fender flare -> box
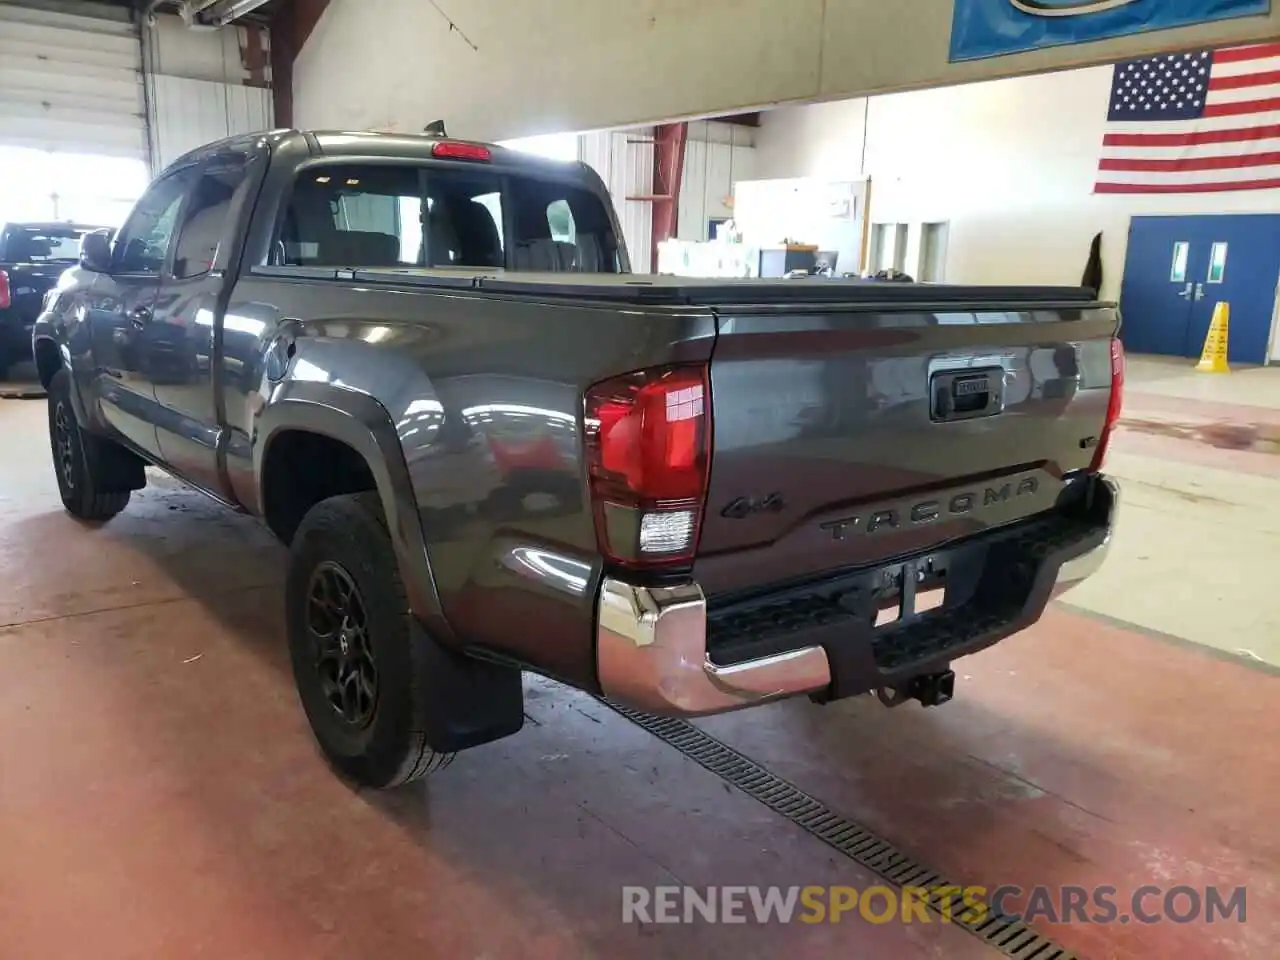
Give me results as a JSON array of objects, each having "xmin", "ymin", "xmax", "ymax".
[
  {"xmin": 34, "ymin": 334, "xmax": 94, "ymax": 426},
  {"xmin": 253, "ymin": 381, "xmax": 452, "ymax": 641}
]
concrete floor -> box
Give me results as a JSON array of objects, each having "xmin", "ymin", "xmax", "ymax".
[{"xmin": 0, "ymin": 357, "xmax": 1276, "ymax": 959}]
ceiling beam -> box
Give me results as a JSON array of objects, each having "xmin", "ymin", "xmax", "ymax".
[{"xmin": 716, "ymin": 113, "xmax": 761, "ymax": 128}]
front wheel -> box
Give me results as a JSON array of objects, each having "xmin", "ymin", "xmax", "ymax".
[
  {"xmin": 47, "ymin": 368, "xmax": 132, "ymax": 521},
  {"xmin": 286, "ymin": 492, "xmax": 454, "ymax": 788}
]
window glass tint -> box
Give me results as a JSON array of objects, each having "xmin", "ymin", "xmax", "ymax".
[
  {"xmin": 171, "ymin": 156, "xmax": 251, "ymax": 279},
  {"xmin": 113, "ymin": 169, "xmax": 195, "ymax": 274},
  {"xmin": 1, "ymin": 226, "xmax": 87, "ymax": 263},
  {"xmin": 278, "ymin": 163, "xmax": 620, "ymax": 273}
]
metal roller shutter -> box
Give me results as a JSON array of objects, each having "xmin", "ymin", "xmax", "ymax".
[{"xmin": 0, "ymin": 0, "xmax": 145, "ymax": 160}]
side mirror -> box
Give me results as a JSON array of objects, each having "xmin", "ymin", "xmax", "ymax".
[{"xmin": 80, "ymin": 230, "xmax": 112, "ymax": 273}]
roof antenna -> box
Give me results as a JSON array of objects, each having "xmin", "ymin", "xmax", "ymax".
[{"xmin": 423, "ymin": 120, "xmax": 447, "ymax": 137}]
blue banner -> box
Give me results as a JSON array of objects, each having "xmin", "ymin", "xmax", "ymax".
[{"xmin": 950, "ymin": 0, "xmax": 1272, "ymax": 62}]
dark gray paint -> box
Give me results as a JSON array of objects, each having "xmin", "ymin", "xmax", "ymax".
[{"xmin": 33, "ymin": 129, "xmax": 1121, "ymax": 694}]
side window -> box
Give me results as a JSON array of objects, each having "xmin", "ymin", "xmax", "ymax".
[
  {"xmin": 171, "ymin": 155, "xmax": 252, "ymax": 280},
  {"xmin": 547, "ymin": 199, "xmax": 575, "ymax": 243},
  {"xmin": 112, "ymin": 169, "xmax": 196, "ymax": 275},
  {"xmin": 509, "ymin": 183, "xmax": 619, "ymax": 273}
]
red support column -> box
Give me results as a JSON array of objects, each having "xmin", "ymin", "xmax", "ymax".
[
  {"xmin": 649, "ymin": 121, "xmax": 688, "ymax": 273},
  {"xmin": 269, "ymin": 0, "xmax": 331, "ymax": 127}
]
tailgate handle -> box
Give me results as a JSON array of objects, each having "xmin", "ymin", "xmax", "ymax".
[{"xmin": 931, "ymin": 368, "xmax": 1004, "ymax": 422}]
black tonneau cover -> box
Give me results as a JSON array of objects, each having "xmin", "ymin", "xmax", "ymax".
[{"xmin": 250, "ymin": 265, "xmax": 1107, "ymax": 308}]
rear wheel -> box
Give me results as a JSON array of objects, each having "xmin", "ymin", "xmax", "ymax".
[
  {"xmin": 47, "ymin": 368, "xmax": 132, "ymax": 521},
  {"xmin": 286, "ymin": 492, "xmax": 454, "ymax": 788}
]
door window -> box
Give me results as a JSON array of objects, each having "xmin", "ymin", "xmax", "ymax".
[
  {"xmin": 1170, "ymin": 241, "xmax": 1189, "ymax": 283},
  {"xmin": 1207, "ymin": 242, "xmax": 1228, "ymax": 284},
  {"xmin": 112, "ymin": 168, "xmax": 197, "ymax": 275},
  {"xmin": 171, "ymin": 154, "xmax": 253, "ymax": 279}
]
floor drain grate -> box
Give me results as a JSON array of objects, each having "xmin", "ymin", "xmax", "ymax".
[{"xmin": 605, "ymin": 701, "xmax": 1080, "ymax": 960}]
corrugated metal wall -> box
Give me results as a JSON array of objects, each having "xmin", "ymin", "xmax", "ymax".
[
  {"xmin": 579, "ymin": 128, "xmax": 654, "ymax": 274},
  {"xmin": 0, "ymin": 1, "xmax": 145, "ymax": 159},
  {"xmin": 679, "ymin": 137, "xmax": 756, "ymax": 243},
  {"xmin": 148, "ymin": 75, "xmax": 272, "ymax": 170}
]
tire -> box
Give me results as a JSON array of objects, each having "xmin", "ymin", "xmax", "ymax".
[
  {"xmin": 286, "ymin": 492, "xmax": 454, "ymax": 788},
  {"xmin": 47, "ymin": 368, "xmax": 132, "ymax": 522}
]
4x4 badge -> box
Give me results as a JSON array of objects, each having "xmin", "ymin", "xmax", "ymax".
[{"xmin": 721, "ymin": 492, "xmax": 785, "ymax": 520}]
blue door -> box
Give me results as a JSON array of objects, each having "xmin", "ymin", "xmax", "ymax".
[{"xmin": 1120, "ymin": 215, "xmax": 1280, "ymax": 365}]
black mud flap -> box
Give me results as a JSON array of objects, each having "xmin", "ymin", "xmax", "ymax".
[{"xmin": 416, "ymin": 626, "xmax": 525, "ymax": 753}]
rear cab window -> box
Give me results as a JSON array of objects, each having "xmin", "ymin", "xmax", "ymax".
[{"xmin": 275, "ymin": 161, "xmax": 621, "ymax": 273}]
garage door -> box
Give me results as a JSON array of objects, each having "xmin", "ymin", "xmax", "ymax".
[{"xmin": 0, "ymin": 1, "xmax": 145, "ymax": 161}]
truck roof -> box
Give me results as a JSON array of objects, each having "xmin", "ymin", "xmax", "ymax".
[{"xmin": 168, "ymin": 128, "xmax": 587, "ymax": 179}]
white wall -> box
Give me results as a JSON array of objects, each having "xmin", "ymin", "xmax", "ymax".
[
  {"xmin": 293, "ymin": 0, "xmax": 1280, "ymax": 143},
  {"xmin": 142, "ymin": 14, "xmax": 274, "ymax": 172},
  {"xmin": 755, "ymin": 68, "xmax": 1280, "ymax": 303}
]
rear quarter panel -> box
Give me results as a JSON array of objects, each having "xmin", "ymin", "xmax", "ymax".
[{"xmin": 225, "ymin": 273, "xmax": 714, "ymax": 686}]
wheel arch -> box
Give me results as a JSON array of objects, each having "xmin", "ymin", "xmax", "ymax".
[
  {"xmin": 254, "ymin": 382, "xmax": 452, "ymax": 641},
  {"xmin": 33, "ymin": 337, "xmax": 63, "ymax": 389},
  {"xmin": 33, "ymin": 336, "xmax": 96, "ymax": 424}
]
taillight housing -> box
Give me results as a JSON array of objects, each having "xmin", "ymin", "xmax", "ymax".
[
  {"xmin": 1090, "ymin": 337, "xmax": 1125, "ymax": 471},
  {"xmin": 0, "ymin": 270, "xmax": 10, "ymax": 310},
  {"xmin": 584, "ymin": 364, "xmax": 711, "ymax": 568}
]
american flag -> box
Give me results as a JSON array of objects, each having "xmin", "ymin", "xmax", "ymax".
[{"xmin": 1095, "ymin": 43, "xmax": 1280, "ymax": 194}]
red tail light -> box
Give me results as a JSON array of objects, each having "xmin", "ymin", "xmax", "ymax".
[
  {"xmin": 1090, "ymin": 337, "xmax": 1125, "ymax": 471},
  {"xmin": 584, "ymin": 364, "xmax": 710, "ymax": 568},
  {"xmin": 0, "ymin": 270, "xmax": 10, "ymax": 310},
  {"xmin": 431, "ymin": 141, "xmax": 492, "ymax": 162}
]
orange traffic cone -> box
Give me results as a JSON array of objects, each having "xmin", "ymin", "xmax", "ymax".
[{"xmin": 1195, "ymin": 302, "xmax": 1231, "ymax": 374}]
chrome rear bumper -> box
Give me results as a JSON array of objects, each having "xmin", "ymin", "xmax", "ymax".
[
  {"xmin": 595, "ymin": 476, "xmax": 1120, "ymax": 718},
  {"xmin": 1050, "ymin": 476, "xmax": 1120, "ymax": 598},
  {"xmin": 596, "ymin": 579, "xmax": 832, "ymax": 716}
]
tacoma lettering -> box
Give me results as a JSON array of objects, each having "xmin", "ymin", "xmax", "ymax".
[{"xmin": 820, "ymin": 476, "xmax": 1041, "ymax": 541}]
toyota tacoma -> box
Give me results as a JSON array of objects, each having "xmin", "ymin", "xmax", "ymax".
[{"xmin": 33, "ymin": 130, "xmax": 1122, "ymax": 788}]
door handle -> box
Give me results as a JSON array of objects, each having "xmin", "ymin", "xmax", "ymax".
[
  {"xmin": 1194, "ymin": 283, "xmax": 1206, "ymax": 301},
  {"xmin": 129, "ymin": 305, "xmax": 152, "ymax": 328},
  {"xmin": 1177, "ymin": 282, "xmax": 1193, "ymax": 300}
]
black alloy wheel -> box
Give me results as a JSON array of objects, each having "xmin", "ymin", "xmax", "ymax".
[
  {"xmin": 306, "ymin": 560, "xmax": 379, "ymax": 728},
  {"xmin": 52, "ymin": 398, "xmax": 77, "ymax": 493},
  {"xmin": 46, "ymin": 368, "xmax": 132, "ymax": 521}
]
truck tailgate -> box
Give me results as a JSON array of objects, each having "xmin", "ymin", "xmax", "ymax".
[
  {"xmin": 3, "ymin": 263, "xmax": 65, "ymax": 321},
  {"xmin": 695, "ymin": 302, "xmax": 1119, "ymax": 596}
]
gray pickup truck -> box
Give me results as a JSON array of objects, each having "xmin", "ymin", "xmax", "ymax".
[{"xmin": 33, "ymin": 130, "xmax": 1122, "ymax": 789}]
